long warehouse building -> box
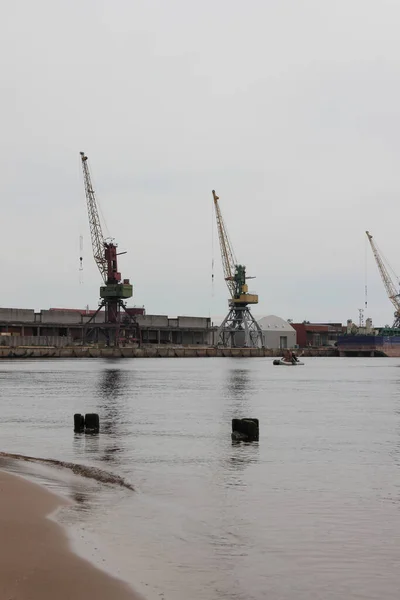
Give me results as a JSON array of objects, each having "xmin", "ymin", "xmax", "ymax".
[{"xmin": 0, "ymin": 307, "xmax": 214, "ymax": 346}]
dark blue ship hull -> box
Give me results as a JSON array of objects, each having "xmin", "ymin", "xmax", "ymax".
[{"xmin": 337, "ymin": 335, "xmax": 400, "ymax": 357}]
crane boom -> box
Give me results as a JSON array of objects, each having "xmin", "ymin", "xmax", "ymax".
[
  {"xmin": 366, "ymin": 230, "xmax": 400, "ymax": 315},
  {"xmin": 212, "ymin": 190, "xmax": 237, "ymax": 298},
  {"xmin": 80, "ymin": 152, "xmax": 107, "ymax": 283}
]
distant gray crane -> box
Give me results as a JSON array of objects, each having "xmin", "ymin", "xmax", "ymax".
[{"xmin": 366, "ymin": 230, "xmax": 400, "ymax": 328}]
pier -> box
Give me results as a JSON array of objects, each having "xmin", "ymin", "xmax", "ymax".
[{"xmin": 0, "ymin": 346, "xmax": 338, "ymax": 359}]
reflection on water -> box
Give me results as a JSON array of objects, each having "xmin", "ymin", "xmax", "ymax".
[
  {"xmin": 224, "ymin": 368, "xmax": 260, "ymax": 476},
  {"xmin": 223, "ymin": 444, "xmax": 260, "ymax": 491},
  {"xmin": 223, "ymin": 369, "xmax": 251, "ymax": 432},
  {"xmin": 229, "ymin": 441, "xmax": 259, "ymax": 464},
  {"xmin": 99, "ymin": 369, "xmax": 123, "ymax": 434},
  {"xmin": 72, "ymin": 430, "xmax": 100, "ymax": 460},
  {"xmin": 1, "ymin": 358, "xmax": 400, "ymax": 600},
  {"xmin": 226, "ymin": 368, "xmax": 251, "ymax": 411},
  {"xmin": 389, "ymin": 382, "xmax": 400, "ymax": 479},
  {"xmin": 97, "ymin": 368, "xmax": 125, "ymax": 465}
]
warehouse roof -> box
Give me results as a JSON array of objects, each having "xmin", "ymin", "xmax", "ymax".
[{"xmin": 257, "ymin": 315, "xmax": 295, "ymax": 332}]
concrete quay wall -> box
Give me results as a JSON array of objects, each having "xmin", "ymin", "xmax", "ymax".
[{"xmin": 0, "ymin": 346, "xmax": 338, "ymax": 359}]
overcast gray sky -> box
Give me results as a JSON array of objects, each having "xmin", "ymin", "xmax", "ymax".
[{"xmin": 1, "ymin": 0, "xmax": 400, "ymax": 325}]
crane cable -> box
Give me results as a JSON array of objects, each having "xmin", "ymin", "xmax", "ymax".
[
  {"xmin": 374, "ymin": 240, "xmax": 400, "ymax": 285},
  {"xmin": 79, "ymin": 234, "xmax": 84, "ymax": 285}
]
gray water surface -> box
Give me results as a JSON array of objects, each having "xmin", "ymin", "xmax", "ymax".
[{"xmin": 0, "ymin": 357, "xmax": 400, "ymax": 599}]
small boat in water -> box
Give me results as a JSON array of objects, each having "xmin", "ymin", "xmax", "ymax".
[{"xmin": 273, "ymin": 358, "xmax": 304, "ymax": 366}]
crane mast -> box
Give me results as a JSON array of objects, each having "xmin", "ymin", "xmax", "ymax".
[
  {"xmin": 80, "ymin": 152, "xmax": 139, "ymax": 346},
  {"xmin": 366, "ymin": 230, "xmax": 400, "ymax": 327},
  {"xmin": 212, "ymin": 190, "xmax": 263, "ymax": 348}
]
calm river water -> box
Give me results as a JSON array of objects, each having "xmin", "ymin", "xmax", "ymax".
[{"xmin": 1, "ymin": 357, "xmax": 400, "ymax": 600}]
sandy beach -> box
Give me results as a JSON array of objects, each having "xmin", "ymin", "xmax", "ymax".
[{"xmin": 0, "ymin": 469, "xmax": 142, "ymax": 600}]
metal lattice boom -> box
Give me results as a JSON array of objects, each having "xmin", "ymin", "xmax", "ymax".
[
  {"xmin": 212, "ymin": 190, "xmax": 237, "ymax": 298},
  {"xmin": 366, "ymin": 230, "xmax": 400, "ymax": 326},
  {"xmin": 80, "ymin": 152, "xmax": 107, "ymax": 283}
]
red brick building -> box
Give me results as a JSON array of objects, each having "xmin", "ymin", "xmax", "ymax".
[{"xmin": 291, "ymin": 322, "xmax": 345, "ymax": 347}]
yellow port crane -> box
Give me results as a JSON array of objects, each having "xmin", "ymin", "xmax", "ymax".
[
  {"xmin": 366, "ymin": 230, "xmax": 400, "ymax": 327},
  {"xmin": 212, "ymin": 190, "xmax": 263, "ymax": 347}
]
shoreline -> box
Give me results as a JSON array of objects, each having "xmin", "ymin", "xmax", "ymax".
[
  {"xmin": 0, "ymin": 451, "xmax": 134, "ymax": 490},
  {"xmin": 0, "ymin": 345, "xmax": 339, "ymax": 358},
  {"xmin": 0, "ymin": 469, "xmax": 143, "ymax": 600}
]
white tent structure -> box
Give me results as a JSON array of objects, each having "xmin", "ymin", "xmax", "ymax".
[{"xmin": 257, "ymin": 315, "xmax": 296, "ymax": 349}]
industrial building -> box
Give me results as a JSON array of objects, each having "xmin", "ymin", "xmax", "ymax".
[
  {"xmin": 257, "ymin": 315, "xmax": 297, "ymax": 349},
  {"xmin": 291, "ymin": 322, "xmax": 345, "ymax": 347},
  {"xmin": 0, "ymin": 308, "xmax": 214, "ymax": 347}
]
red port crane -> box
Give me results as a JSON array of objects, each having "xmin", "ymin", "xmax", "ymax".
[{"xmin": 80, "ymin": 152, "xmax": 140, "ymax": 346}]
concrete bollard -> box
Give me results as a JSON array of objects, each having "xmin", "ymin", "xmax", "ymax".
[
  {"xmin": 74, "ymin": 413, "xmax": 85, "ymax": 433},
  {"xmin": 84, "ymin": 413, "xmax": 100, "ymax": 433},
  {"xmin": 231, "ymin": 418, "xmax": 259, "ymax": 442}
]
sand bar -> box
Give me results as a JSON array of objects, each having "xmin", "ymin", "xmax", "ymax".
[{"xmin": 0, "ymin": 469, "xmax": 142, "ymax": 600}]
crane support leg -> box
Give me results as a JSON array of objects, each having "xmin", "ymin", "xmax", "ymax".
[
  {"xmin": 83, "ymin": 300, "xmax": 140, "ymax": 347},
  {"xmin": 217, "ymin": 306, "xmax": 263, "ymax": 348}
]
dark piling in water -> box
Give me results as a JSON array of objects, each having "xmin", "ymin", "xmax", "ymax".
[
  {"xmin": 84, "ymin": 413, "xmax": 100, "ymax": 433},
  {"xmin": 73, "ymin": 413, "xmax": 85, "ymax": 433},
  {"xmin": 231, "ymin": 418, "xmax": 259, "ymax": 442}
]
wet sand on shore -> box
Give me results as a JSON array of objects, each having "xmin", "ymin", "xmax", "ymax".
[{"xmin": 0, "ymin": 469, "xmax": 143, "ymax": 600}]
